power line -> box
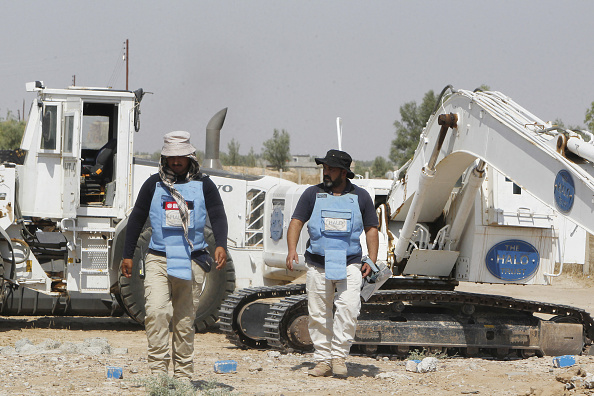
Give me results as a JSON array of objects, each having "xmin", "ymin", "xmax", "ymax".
[{"xmin": 106, "ymin": 41, "xmax": 126, "ymax": 88}]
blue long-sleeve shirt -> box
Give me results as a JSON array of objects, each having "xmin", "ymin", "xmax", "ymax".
[{"xmin": 123, "ymin": 172, "xmax": 228, "ymax": 260}]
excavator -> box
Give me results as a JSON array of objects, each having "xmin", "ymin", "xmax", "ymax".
[
  {"xmin": 1, "ymin": 82, "xmax": 591, "ymax": 358},
  {"xmin": 219, "ymin": 86, "xmax": 594, "ymax": 358}
]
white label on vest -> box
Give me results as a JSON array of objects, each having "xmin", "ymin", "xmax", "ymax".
[
  {"xmin": 324, "ymin": 217, "xmax": 348, "ymax": 231},
  {"xmin": 165, "ymin": 202, "xmax": 183, "ymax": 227}
]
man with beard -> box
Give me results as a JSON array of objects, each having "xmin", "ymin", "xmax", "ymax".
[
  {"xmin": 286, "ymin": 149, "xmax": 379, "ymax": 378},
  {"xmin": 122, "ymin": 131, "xmax": 228, "ymax": 382}
]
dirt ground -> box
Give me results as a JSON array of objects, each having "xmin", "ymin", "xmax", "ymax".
[{"xmin": 0, "ymin": 274, "xmax": 592, "ymax": 396}]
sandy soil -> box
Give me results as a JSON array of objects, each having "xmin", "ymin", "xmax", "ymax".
[{"xmin": 0, "ymin": 275, "xmax": 592, "ymax": 396}]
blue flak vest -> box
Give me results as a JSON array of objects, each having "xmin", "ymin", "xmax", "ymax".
[
  {"xmin": 307, "ymin": 192, "xmax": 364, "ymax": 280},
  {"xmin": 149, "ymin": 181, "xmax": 208, "ymax": 280}
]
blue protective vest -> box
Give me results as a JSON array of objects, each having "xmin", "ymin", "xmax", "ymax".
[
  {"xmin": 149, "ymin": 181, "xmax": 208, "ymax": 280},
  {"xmin": 306, "ymin": 192, "xmax": 363, "ymax": 280}
]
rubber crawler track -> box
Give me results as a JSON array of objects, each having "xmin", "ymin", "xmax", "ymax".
[
  {"xmin": 218, "ymin": 284, "xmax": 306, "ymax": 349},
  {"xmin": 221, "ymin": 285, "xmax": 594, "ymax": 355}
]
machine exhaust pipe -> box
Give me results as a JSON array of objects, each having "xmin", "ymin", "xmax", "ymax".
[{"xmin": 203, "ymin": 108, "xmax": 228, "ymax": 170}]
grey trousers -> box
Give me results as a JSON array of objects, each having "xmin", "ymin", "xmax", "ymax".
[{"xmin": 143, "ymin": 253, "xmax": 204, "ymax": 379}]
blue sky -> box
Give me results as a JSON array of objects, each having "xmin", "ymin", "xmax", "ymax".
[{"xmin": 1, "ymin": 1, "xmax": 593, "ymax": 161}]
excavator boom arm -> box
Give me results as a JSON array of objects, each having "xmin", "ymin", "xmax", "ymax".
[{"xmin": 388, "ymin": 89, "xmax": 594, "ymax": 236}]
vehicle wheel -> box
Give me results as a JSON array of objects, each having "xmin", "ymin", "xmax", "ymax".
[
  {"xmin": 195, "ymin": 226, "xmax": 236, "ymax": 332},
  {"xmin": 117, "ymin": 226, "xmax": 236, "ymax": 331},
  {"xmin": 118, "ymin": 226, "xmax": 151, "ymax": 324},
  {"xmin": 274, "ymin": 296, "xmax": 313, "ymax": 352}
]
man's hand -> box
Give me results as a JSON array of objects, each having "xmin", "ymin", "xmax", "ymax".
[
  {"xmin": 363, "ymin": 226, "xmax": 379, "ymax": 279},
  {"xmin": 121, "ymin": 258, "xmax": 133, "ymax": 278},
  {"xmin": 214, "ymin": 247, "xmax": 227, "ymax": 270},
  {"xmin": 361, "ymin": 262, "xmax": 371, "ymax": 278},
  {"xmin": 286, "ymin": 251, "xmax": 299, "ymax": 271},
  {"xmin": 286, "ymin": 219, "xmax": 305, "ymax": 271}
]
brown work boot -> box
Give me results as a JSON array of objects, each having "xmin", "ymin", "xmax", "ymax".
[
  {"xmin": 309, "ymin": 361, "xmax": 332, "ymax": 377},
  {"xmin": 332, "ymin": 358, "xmax": 348, "ymax": 378}
]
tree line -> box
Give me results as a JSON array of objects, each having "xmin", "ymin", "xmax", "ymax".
[
  {"xmin": 137, "ymin": 126, "xmax": 393, "ymax": 178},
  {"xmin": 3, "ymin": 92, "xmax": 594, "ymax": 179},
  {"xmin": 0, "ymin": 111, "xmax": 26, "ymax": 150}
]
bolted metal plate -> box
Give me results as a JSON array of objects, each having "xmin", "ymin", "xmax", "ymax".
[
  {"xmin": 238, "ymin": 302, "xmax": 272, "ymax": 340},
  {"xmin": 539, "ymin": 321, "xmax": 584, "ymax": 356}
]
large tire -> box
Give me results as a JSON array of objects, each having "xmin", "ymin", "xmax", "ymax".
[
  {"xmin": 118, "ymin": 226, "xmax": 236, "ymax": 332},
  {"xmin": 196, "ymin": 226, "xmax": 236, "ymax": 332},
  {"xmin": 118, "ymin": 226, "xmax": 151, "ymax": 324}
]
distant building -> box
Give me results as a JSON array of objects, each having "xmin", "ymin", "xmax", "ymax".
[{"xmin": 290, "ymin": 154, "xmax": 318, "ymax": 175}]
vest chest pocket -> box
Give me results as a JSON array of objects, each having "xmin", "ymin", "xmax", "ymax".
[
  {"xmin": 321, "ymin": 209, "xmax": 352, "ymax": 235},
  {"xmin": 162, "ymin": 197, "xmax": 195, "ymax": 229}
]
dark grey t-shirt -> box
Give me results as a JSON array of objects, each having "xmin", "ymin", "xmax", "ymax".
[{"xmin": 291, "ymin": 180, "xmax": 379, "ymax": 267}]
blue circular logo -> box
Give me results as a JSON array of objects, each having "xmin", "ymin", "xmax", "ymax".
[
  {"xmin": 554, "ymin": 170, "xmax": 574, "ymax": 213},
  {"xmin": 485, "ymin": 239, "xmax": 539, "ymax": 281}
]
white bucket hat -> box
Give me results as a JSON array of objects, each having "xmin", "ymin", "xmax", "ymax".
[{"xmin": 161, "ymin": 131, "xmax": 196, "ymax": 157}]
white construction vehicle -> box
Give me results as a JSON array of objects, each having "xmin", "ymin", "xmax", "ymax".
[
  {"xmin": 1, "ymin": 82, "xmax": 592, "ymax": 358},
  {"xmin": 0, "ymin": 81, "xmax": 385, "ymax": 331},
  {"xmin": 220, "ymin": 86, "xmax": 594, "ymax": 358},
  {"xmin": 0, "ymin": 81, "xmax": 311, "ymax": 330}
]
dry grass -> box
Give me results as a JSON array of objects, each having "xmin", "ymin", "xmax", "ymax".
[
  {"xmin": 553, "ymin": 262, "xmax": 593, "ymax": 286},
  {"xmin": 222, "ymin": 166, "xmax": 321, "ymax": 185}
]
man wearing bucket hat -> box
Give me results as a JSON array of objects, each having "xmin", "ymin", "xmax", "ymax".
[
  {"xmin": 286, "ymin": 149, "xmax": 379, "ymax": 378},
  {"xmin": 122, "ymin": 131, "xmax": 228, "ymax": 381}
]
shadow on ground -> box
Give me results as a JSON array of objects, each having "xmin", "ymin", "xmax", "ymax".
[{"xmin": 192, "ymin": 379, "xmax": 235, "ymax": 393}]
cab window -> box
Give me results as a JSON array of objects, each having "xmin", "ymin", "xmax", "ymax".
[
  {"xmin": 63, "ymin": 115, "xmax": 74, "ymax": 153},
  {"xmin": 41, "ymin": 105, "xmax": 58, "ymax": 150}
]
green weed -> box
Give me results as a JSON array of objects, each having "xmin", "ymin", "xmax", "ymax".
[{"xmin": 132, "ymin": 374, "xmax": 238, "ymax": 396}]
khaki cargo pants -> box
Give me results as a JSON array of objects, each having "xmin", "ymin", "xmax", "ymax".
[
  {"xmin": 306, "ymin": 262, "xmax": 362, "ymax": 362},
  {"xmin": 143, "ymin": 253, "xmax": 205, "ymax": 379}
]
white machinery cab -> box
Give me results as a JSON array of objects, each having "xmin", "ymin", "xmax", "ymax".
[
  {"xmin": 17, "ymin": 82, "xmax": 141, "ymax": 220},
  {"xmin": 0, "ymin": 82, "xmax": 144, "ymax": 296}
]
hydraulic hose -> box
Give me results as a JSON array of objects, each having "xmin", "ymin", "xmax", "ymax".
[{"xmin": 2, "ymin": 238, "xmax": 31, "ymax": 264}]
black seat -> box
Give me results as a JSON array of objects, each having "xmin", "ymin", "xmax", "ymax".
[
  {"xmin": 81, "ymin": 139, "xmax": 117, "ymax": 204},
  {"xmin": 82, "ymin": 139, "xmax": 117, "ymax": 182}
]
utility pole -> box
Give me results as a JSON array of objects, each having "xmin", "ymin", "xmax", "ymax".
[{"xmin": 125, "ymin": 39, "xmax": 129, "ymax": 90}]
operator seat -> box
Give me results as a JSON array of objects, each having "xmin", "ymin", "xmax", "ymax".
[
  {"xmin": 82, "ymin": 139, "xmax": 117, "ymax": 182},
  {"xmin": 81, "ymin": 139, "xmax": 117, "ymax": 205}
]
